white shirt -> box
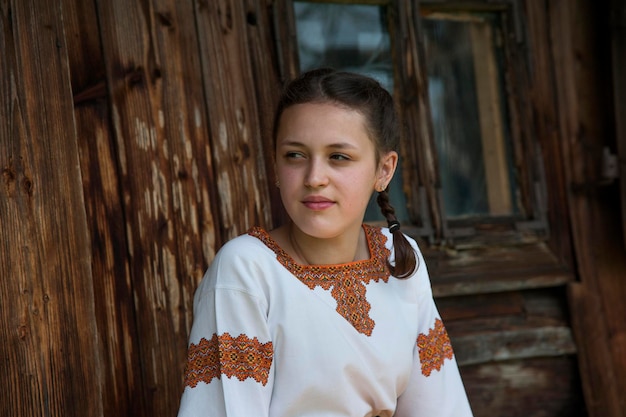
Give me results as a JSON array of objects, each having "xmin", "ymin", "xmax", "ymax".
[{"xmin": 178, "ymin": 225, "xmax": 473, "ymax": 417}]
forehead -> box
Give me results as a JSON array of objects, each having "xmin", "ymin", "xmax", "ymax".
[{"xmin": 277, "ymin": 102, "xmax": 371, "ymax": 142}]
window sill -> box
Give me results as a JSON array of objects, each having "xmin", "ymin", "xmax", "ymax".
[{"xmin": 419, "ymin": 241, "xmax": 574, "ymax": 298}]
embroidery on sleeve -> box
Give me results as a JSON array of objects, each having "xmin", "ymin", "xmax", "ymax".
[
  {"xmin": 184, "ymin": 333, "xmax": 274, "ymax": 388},
  {"xmin": 416, "ymin": 318, "xmax": 454, "ymax": 376}
]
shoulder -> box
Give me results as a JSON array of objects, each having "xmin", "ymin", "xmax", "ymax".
[
  {"xmin": 214, "ymin": 228, "xmax": 270, "ymax": 261},
  {"xmin": 377, "ymin": 225, "xmax": 431, "ymax": 289},
  {"xmin": 373, "ymin": 225, "xmax": 425, "ymax": 261},
  {"xmin": 197, "ymin": 228, "xmax": 277, "ymax": 294}
]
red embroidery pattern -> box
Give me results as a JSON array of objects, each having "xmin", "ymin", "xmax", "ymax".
[
  {"xmin": 249, "ymin": 225, "xmax": 390, "ymax": 336},
  {"xmin": 184, "ymin": 333, "xmax": 273, "ymax": 388},
  {"xmin": 417, "ymin": 318, "xmax": 454, "ymax": 376}
]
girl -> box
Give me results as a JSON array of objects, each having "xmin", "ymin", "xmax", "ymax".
[{"xmin": 178, "ymin": 68, "xmax": 473, "ymax": 416}]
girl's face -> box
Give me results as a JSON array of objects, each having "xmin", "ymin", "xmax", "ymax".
[{"xmin": 275, "ymin": 102, "xmax": 397, "ymax": 240}]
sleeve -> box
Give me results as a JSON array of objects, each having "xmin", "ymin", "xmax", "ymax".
[
  {"xmin": 394, "ymin": 244, "xmax": 473, "ymax": 417},
  {"xmin": 177, "ymin": 243, "xmax": 275, "ymax": 417}
]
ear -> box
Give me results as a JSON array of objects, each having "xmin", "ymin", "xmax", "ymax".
[{"xmin": 377, "ymin": 151, "xmax": 398, "ymax": 190}]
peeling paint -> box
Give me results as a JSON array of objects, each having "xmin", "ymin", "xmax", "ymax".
[
  {"xmin": 163, "ymin": 247, "xmax": 180, "ymax": 333},
  {"xmin": 135, "ymin": 118, "xmax": 156, "ymax": 151},
  {"xmin": 162, "ymin": 139, "xmax": 169, "ymax": 159},
  {"xmin": 158, "ymin": 109, "xmax": 165, "ymax": 128},
  {"xmin": 144, "ymin": 188, "xmax": 152, "ymax": 219},
  {"xmin": 151, "ymin": 160, "xmax": 169, "ymax": 218},
  {"xmin": 194, "ymin": 107, "xmax": 202, "ymax": 128},
  {"xmin": 190, "ymin": 203, "xmax": 198, "ymax": 234},
  {"xmin": 235, "ymin": 107, "xmax": 248, "ymax": 144},
  {"xmin": 217, "ymin": 172, "xmax": 233, "ymax": 228},
  {"xmin": 191, "ymin": 160, "xmax": 201, "ymax": 202},
  {"xmin": 126, "ymin": 225, "xmax": 134, "ymax": 257},
  {"xmin": 184, "ymin": 134, "xmax": 193, "ymax": 160},
  {"xmin": 219, "ymin": 121, "xmax": 228, "ymax": 151}
]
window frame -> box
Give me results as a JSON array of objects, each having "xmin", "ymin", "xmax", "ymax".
[{"xmin": 273, "ymin": 0, "xmax": 553, "ymax": 252}]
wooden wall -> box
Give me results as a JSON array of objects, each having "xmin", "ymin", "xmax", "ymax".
[
  {"xmin": 1, "ymin": 0, "xmax": 624, "ymax": 416},
  {"xmin": 1, "ymin": 0, "xmax": 280, "ymax": 416}
]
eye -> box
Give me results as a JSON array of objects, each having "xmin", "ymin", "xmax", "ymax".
[
  {"xmin": 330, "ymin": 153, "xmax": 351, "ymax": 161},
  {"xmin": 284, "ymin": 151, "xmax": 305, "ymax": 159}
]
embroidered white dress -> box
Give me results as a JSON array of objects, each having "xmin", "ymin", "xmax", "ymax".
[{"xmin": 178, "ymin": 225, "xmax": 473, "ymax": 417}]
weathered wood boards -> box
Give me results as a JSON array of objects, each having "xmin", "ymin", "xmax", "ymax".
[
  {"xmin": 612, "ymin": 0, "xmax": 626, "ymax": 247},
  {"xmin": 0, "ymin": 1, "xmax": 103, "ymax": 416},
  {"xmin": 548, "ymin": 0, "xmax": 626, "ymax": 415},
  {"xmin": 92, "ymin": 0, "xmax": 270, "ymax": 414},
  {"xmin": 2, "ymin": 0, "xmax": 626, "ymax": 416}
]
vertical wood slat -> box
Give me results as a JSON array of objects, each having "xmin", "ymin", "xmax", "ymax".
[
  {"xmin": 395, "ymin": 0, "xmax": 443, "ymax": 232},
  {"xmin": 61, "ymin": 0, "xmax": 145, "ymax": 415},
  {"xmin": 522, "ymin": 0, "xmax": 575, "ymax": 267},
  {"xmin": 611, "ymin": 0, "xmax": 626, "ymax": 247},
  {"xmin": 243, "ymin": 0, "xmax": 286, "ymax": 227},
  {"xmin": 94, "ymin": 0, "xmax": 223, "ymax": 414},
  {"xmin": 547, "ymin": 0, "xmax": 626, "ymax": 415},
  {"xmin": 0, "ymin": 1, "xmax": 103, "ymax": 416},
  {"xmin": 194, "ymin": 0, "xmax": 273, "ymax": 240},
  {"xmin": 470, "ymin": 23, "xmax": 512, "ymax": 216}
]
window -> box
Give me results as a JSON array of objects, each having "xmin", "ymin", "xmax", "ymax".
[
  {"xmin": 423, "ymin": 12, "xmax": 517, "ymax": 219},
  {"xmin": 292, "ymin": 1, "xmax": 409, "ymax": 223},
  {"xmin": 278, "ymin": 0, "xmax": 548, "ymax": 248}
]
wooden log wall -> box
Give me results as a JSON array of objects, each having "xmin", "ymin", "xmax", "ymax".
[
  {"xmin": 549, "ymin": 0, "xmax": 626, "ymax": 414},
  {"xmin": 2, "ymin": 0, "xmax": 626, "ymax": 416},
  {"xmin": 1, "ymin": 0, "xmax": 279, "ymax": 416},
  {"xmin": 1, "ymin": 1, "xmax": 103, "ymax": 415}
]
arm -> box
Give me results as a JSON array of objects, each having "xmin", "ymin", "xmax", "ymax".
[
  {"xmin": 178, "ymin": 246, "xmax": 274, "ymax": 417},
  {"xmin": 394, "ymin": 246, "xmax": 473, "ymax": 417}
]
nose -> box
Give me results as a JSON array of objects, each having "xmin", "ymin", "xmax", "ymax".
[{"xmin": 304, "ymin": 158, "xmax": 329, "ymax": 189}]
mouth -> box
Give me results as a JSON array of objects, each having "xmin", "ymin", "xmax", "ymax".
[{"xmin": 302, "ymin": 196, "xmax": 335, "ymax": 211}]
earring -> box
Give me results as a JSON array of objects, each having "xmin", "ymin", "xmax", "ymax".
[{"xmin": 275, "ymin": 179, "xmax": 280, "ymax": 188}]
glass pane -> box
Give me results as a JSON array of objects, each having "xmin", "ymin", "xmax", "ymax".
[
  {"xmin": 294, "ymin": 2, "xmax": 394, "ymax": 90},
  {"xmin": 294, "ymin": 1, "xmax": 409, "ymax": 223},
  {"xmin": 422, "ymin": 12, "xmax": 518, "ymax": 219}
]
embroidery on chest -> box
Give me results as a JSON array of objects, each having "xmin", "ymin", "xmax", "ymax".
[{"xmin": 249, "ymin": 225, "xmax": 391, "ymax": 336}]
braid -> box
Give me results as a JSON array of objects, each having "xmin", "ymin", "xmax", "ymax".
[{"xmin": 377, "ymin": 190, "xmax": 418, "ymax": 279}]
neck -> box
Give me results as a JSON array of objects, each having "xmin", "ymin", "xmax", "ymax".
[{"xmin": 288, "ymin": 222, "xmax": 368, "ymax": 265}]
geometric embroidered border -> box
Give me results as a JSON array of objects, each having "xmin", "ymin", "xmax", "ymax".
[
  {"xmin": 184, "ymin": 333, "xmax": 274, "ymax": 388},
  {"xmin": 416, "ymin": 318, "xmax": 454, "ymax": 377},
  {"xmin": 248, "ymin": 225, "xmax": 391, "ymax": 336}
]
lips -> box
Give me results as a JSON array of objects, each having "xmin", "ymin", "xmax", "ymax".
[{"xmin": 302, "ymin": 196, "xmax": 335, "ymax": 210}]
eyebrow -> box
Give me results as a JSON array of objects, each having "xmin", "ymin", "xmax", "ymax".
[{"xmin": 278, "ymin": 140, "xmax": 359, "ymax": 150}]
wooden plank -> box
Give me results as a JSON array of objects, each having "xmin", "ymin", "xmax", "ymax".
[
  {"xmin": 523, "ymin": 0, "xmax": 576, "ymax": 268},
  {"xmin": 441, "ymin": 288, "xmax": 576, "ymax": 366},
  {"xmin": 547, "ymin": 0, "xmax": 626, "ymax": 415},
  {"xmin": 61, "ymin": 0, "xmax": 145, "ymax": 415},
  {"xmin": 194, "ymin": 0, "xmax": 273, "ymax": 240},
  {"xmin": 432, "ymin": 268, "xmax": 571, "ymax": 298},
  {"xmin": 437, "ymin": 291, "xmax": 525, "ymax": 321},
  {"xmin": 470, "ymin": 21, "xmax": 512, "ymax": 215},
  {"xmin": 272, "ymin": 0, "xmax": 300, "ymax": 82},
  {"xmin": 452, "ymin": 325, "xmax": 576, "ymax": 366},
  {"xmin": 460, "ymin": 356, "xmax": 586, "ymax": 417},
  {"xmin": 568, "ymin": 283, "xmax": 622, "ymax": 417},
  {"xmin": 0, "ymin": 1, "xmax": 103, "ymax": 416},
  {"xmin": 420, "ymin": 240, "xmax": 574, "ymax": 297},
  {"xmin": 395, "ymin": 0, "xmax": 444, "ymax": 233},
  {"xmin": 243, "ymin": 0, "xmax": 286, "ymax": 227},
  {"xmin": 94, "ymin": 0, "xmax": 224, "ymax": 414},
  {"xmin": 611, "ymin": 0, "xmax": 626, "ymax": 247}
]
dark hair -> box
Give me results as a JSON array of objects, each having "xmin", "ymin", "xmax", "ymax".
[{"xmin": 273, "ymin": 68, "xmax": 418, "ymax": 278}]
